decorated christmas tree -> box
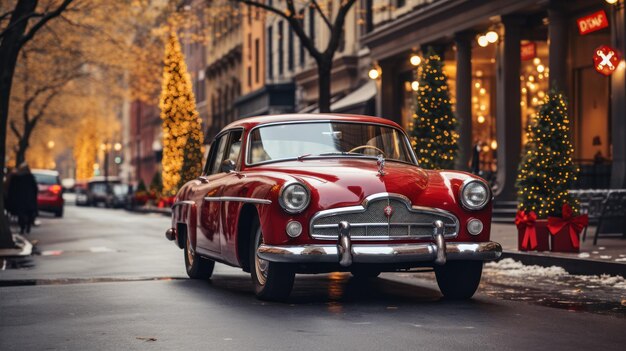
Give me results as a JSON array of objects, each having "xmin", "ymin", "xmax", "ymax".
[
  {"xmin": 516, "ymin": 90, "xmax": 578, "ymax": 218},
  {"xmin": 411, "ymin": 47, "xmax": 459, "ymax": 170},
  {"xmin": 159, "ymin": 31, "xmax": 204, "ymax": 196}
]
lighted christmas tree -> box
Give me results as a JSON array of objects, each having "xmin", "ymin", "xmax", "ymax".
[
  {"xmin": 159, "ymin": 31, "xmax": 204, "ymax": 196},
  {"xmin": 411, "ymin": 47, "xmax": 459, "ymax": 169},
  {"xmin": 516, "ymin": 90, "xmax": 578, "ymax": 218}
]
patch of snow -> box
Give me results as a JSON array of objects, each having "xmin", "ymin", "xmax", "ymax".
[
  {"xmin": 615, "ymin": 258, "xmax": 626, "ymax": 262},
  {"xmin": 578, "ymin": 253, "xmax": 591, "ymax": 258},
  {"xmin": 578, "ymin": 274, "xmax": 626, "ymax": 290},
  {"xmin": 599, "ymin": 255, "xmax": 612, "ymax": 260},
  {"xmin": 486, "ymin": 258, "xmax": 567, "ymax": 277}
]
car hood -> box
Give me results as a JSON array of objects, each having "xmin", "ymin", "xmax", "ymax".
[{"xmin": 253, "ymin": 158, "xmax": 451, "ymax": 208}]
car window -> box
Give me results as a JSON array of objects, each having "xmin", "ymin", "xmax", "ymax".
[
  {"xmin": 33, "ymin": 173, "xmax": 59, "ymax": 185},
  {"xmin": 247, "ymin": 122, "xmax": 415, "ymax": 165},
  {"xmin": 208, "ymin": 134, "xmax": 228, "ymax": 175},
  {"xmin": 225, "ymin": 130, "xmax": 243, "ymax": 164}
]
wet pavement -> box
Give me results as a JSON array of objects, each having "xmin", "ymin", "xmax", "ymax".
[{"xmin": 1, "ymin": 205, "xmax": 625, "ymax": 349}]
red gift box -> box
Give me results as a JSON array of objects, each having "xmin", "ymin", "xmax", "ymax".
[
  {"xmin": 516, "ymin": 211, "xmax": 550, "ymax": 251},
  {"xmin": 548, "ymin": 204, "xmax": 588, "ymax": 253}
]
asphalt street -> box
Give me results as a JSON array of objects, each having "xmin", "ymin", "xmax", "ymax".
[{"xmin": 0, "ymin": 205, "xmax": 624, "ymax": 350}]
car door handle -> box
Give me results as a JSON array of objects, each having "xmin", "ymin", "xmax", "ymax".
[{"xmin": 198, "ymin": 176, "xmax": 209, "ymax": 184}]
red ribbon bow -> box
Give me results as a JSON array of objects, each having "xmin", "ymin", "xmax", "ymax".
[
  {"xmin": 547, "ymin": 204, "xmax": 588, "ymax": 249},
  {"xmin": 515, "ymin": 210, "xmax": 537, "ymax": 250}
]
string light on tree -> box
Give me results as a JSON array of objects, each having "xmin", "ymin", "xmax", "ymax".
[
  {"xmin": 515, "ymin": 90, "xmax": 579, "ymax": 218},
  {"xmin": 411, "ymin": 47, "xmax": 459, "ymax": 170},
  {"xmin": 159, "ymin": 31, "xmax": 204, "ymax": 196}
]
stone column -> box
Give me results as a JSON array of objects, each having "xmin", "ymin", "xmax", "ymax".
[
  {"xmin": 455, "ymin": 31, "xmax": 474, "ymax": 171},
  {"xmin": 548, "ymin": 0, "xmax": 569, "ymax": 92},
  {"xmin": 611, "ymin": 4, "xmax": 626, "ymax": 188},
  {"xmin": 495, "ymin": 15, "xmax": 524, "ymax": 201}
]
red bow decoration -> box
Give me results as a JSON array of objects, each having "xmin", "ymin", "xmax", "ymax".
[
  {"xmin": 515, "ymin": 210, "xmax": 537, "ymax": 250},
  {"xmin": 547, "ymin": 204, "xmax": 588, "ymax": 249}
]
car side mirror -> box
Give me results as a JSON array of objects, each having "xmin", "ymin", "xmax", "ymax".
[{"xmin": 221, "ymin": 159, "xmax": 236, "ymax": 173}]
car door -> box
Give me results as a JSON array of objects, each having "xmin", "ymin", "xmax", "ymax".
[{"xmin": 196, "ymin": 129, "xmax": 243, "ymax": 254}]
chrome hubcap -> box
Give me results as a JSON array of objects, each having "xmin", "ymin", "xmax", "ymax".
[{"xmin": 255, "ymin": 228, "xmax": 268, "ymax": 286}]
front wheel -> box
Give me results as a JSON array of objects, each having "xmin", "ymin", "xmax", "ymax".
[
  {"xmin": 250, "ymin": 221, "xmax": 294, "ymax": 301},
  {"xmin": 184, "ymin": 231, "xmax": 215, "ymax": 279},
  {"xmin": 435, "ymin": 261, "xmax": 483, "ymax": 300}
]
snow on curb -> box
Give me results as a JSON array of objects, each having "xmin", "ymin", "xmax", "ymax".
[{"xmin": 485, "ymin": 258, "xmax": 626, "ymax": 290}]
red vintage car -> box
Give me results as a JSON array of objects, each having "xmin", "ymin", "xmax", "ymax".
[{"xmin": 166, "ymin": 114, "xmax": 501, "ymax": 301}]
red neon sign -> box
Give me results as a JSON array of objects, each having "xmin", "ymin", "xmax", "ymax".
[{"xmin": 577, "ymin": 10, "xmax": 609, "ymax": 35}]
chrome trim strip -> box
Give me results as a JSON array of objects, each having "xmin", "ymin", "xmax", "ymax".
[
  {"xmin": 309, "ymin": 192, "xmax": 460, "ymax": 240},
  {"xmin": 257, "ymin": 241, "xmax": 502, "ymax": 264},
  {"xmin": 172, "ymin": 200, "xmax": 195, "ymax": 208},
  {"xmin": 203, "ymin": 196, "xmax": 271, "ymax": 205},
  {"xmin": 245, "ymin": 120, "xmax": 417, "ymax": 167}
]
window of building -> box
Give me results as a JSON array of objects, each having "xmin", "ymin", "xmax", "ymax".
[
  {"xmin": 267, "ymin": 26, "xmax": 273, "ymax": 78},
  {"xmin": 255, "ymin": 38, "xmax": 260, "ymax": 83},
  {"xmin": 299, "ymin": 12, "xmax": 305, "ymax": 67},
  {"xmin": 309, "ymin": 7, "xmax": 315, "ymax": 48},
  {"xmin": 278, "ymin": 21, "xmax": 284, "ymax": 76},
  {"xmin": 248, "ymin": 33, "xmax": 252, "ymax": 60},
  {"xmin": 396, "ymin": 0, "xmax": 406, "ymax": 8},
  {"xmin": 247, "ymin": 66, "xmax": 252, "ymax": 88},
  {"xmin": 288, "ymin": 27, "xmax": 294, "ymax": 71}
]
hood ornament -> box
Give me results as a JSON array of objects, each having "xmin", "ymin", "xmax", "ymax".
[{"xmin": 377, "ymin": 154, "xmax": 385, "ymax": 176}]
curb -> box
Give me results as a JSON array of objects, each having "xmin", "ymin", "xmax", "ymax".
[
  {"xmin": 0, "ymin": 234, "xmax": 33, "ymax": 258},
  {"xmin": 500, "ymin": 251, "xmax": 626, "ymax": 278},
  {"xmin": 125, "ymin": 207, "xmax": 171, "ymax": 216}
]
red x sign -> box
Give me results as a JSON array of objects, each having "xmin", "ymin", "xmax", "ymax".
[{"xmin": 593, "ymin": 45, "xmax": 620, "ymax": 76}]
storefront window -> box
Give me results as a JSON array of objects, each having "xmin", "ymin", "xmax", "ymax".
[
  {"xmin": 520, "ymin": 40, "xmax": 549, "ymax": 145},
  {"xmin": 471, "ymin": 43, "xmax": 497, "ymax": 177}
]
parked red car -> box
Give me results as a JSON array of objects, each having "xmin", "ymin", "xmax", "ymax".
[
  {"xmin": 32, "ymin": 169, "xmax": 64, "ymax": 217},
  {"xmin": 166, "ymin": 114, "xmax": 501, "ymax": 301}
]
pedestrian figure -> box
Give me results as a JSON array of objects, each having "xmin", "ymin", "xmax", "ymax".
[
  {"xmin": 7, "ymin": 163, "xmax": 38, "ymax": 234},
  {"xmin": 470, "ymin": 141, "xmax": 482, "ymax": 175}
]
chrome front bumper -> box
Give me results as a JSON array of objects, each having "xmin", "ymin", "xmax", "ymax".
[{"xmin": 257, "ymin": 241, "xmax": 502, "ymax": 265}]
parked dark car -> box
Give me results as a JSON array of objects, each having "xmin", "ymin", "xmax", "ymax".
[
  {"xmin": 76, "ymin": 177, "xmax": 122, "ymax": 207},
  {"xmin": 105, "ymin": 183, "xmax": 130, "ymax": 208},
  {"xmin": 32, "ymin": 169, "xmax": 64, "ymax": 217}
]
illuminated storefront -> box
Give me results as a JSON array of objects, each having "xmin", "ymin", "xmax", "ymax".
[{"xmin": 362, "ymin": 0, "xmax": 626, "ymax": 199}]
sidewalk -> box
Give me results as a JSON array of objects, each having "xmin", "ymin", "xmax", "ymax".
[{"xmin": 491, "ymin": 223, "xmax": 626, "ymax": 277}]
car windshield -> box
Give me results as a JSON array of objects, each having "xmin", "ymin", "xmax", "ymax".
[
  {"xmin": 33, "ymin": 173, "xmax": 58, "ymax": 185},
  {"xmin": 247, "ymin": 122, "xmax": 415, "ymax": 165}
]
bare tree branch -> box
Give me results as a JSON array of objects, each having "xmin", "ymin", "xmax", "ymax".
[
  {"xmin": 324, "ymin": 0, "xmax": 356, "ymax": 56},
  {"xmin": 20, "ymin": 0, "xmax": 75, "ymax": 46},
  {"xmin": 9, "ymin": 120, "xmax": 22, "ymax": 139},
  {"xmin": 310, "ymin": 0, "xmax": 331, "ymax": 29}
]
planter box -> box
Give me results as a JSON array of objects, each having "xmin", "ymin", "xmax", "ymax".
[{"xmin": 517, "ymin": 219, "xmax": 550, "ymax": 252}]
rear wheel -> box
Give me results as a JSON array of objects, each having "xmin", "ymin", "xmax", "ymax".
[
  {"xmin": 250, "ymin": 220, "xmax": 294, "ymax": 301},
  {"xmin": 54, "ymin": 208, "xmax": 63, "ymax": 218},
  {"xmin": 435, "ymin": 261, "xmax": 483, "ymax": 299},
  {"xmin": 184, "ymin": 230, "xmax": 215, "ymax": 279}
]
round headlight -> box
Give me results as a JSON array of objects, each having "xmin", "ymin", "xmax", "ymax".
[
  {"xmin": 460, "ymin": 179, "xmax": 490, "ymax": 210},
  {"xmin": 279, "ymin": 182, "xmax": 310, "ymax": 213}
]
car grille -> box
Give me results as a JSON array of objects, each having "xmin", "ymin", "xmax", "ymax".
[{"xmin": 310, "ymin": 194, "xmax": 458, "ymax": 240}]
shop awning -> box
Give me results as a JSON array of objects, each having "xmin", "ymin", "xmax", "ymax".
[{"xmin": 331, "ymin": 80, "xmax": 377, "ymax": 113}]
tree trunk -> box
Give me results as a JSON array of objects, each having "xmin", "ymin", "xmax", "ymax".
[
  {"xmin": 15, "ymin": 120, "xmax": 34, "ymax": 166},
  {"xmin": 0, "ymin": 0, "xmax": 38, "ymax": 248},
  {"xmin": 317, "ymin": 57, "xmax": 332, "ymax": 113}
]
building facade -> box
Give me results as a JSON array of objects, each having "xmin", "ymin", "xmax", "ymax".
[{"xmin": 361, "ymin": 0, "xmax": 626, "ymax": 200}]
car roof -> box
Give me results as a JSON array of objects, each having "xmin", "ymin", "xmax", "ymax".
[
  {"xmin": 222, "ymin": 113, "xmax": 402, "ymax": 132},
  {"xmin": 31, "ymin": 169, "xmax": 59, "ymax": 176}
]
